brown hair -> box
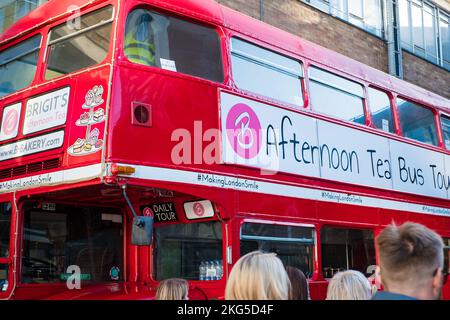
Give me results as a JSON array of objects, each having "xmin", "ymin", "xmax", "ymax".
[
  {"xmin": 155, "ymin": 278, "xmax": 189, "ymax": 300},
  {"xmin": 286, "ymin": 266, "xmax": 309, "ymax": 300},
  {"xmin": 376, "ymin": 222, "xmax": 443, "ymax": 288}
]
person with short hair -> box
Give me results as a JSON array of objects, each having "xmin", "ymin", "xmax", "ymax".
[
  {"xmin": 155, "ymin": 278, "xmax": 189, "ymax": 300},
  {"xmin": 225, "ymin": 251, "xmax": 291, "ymax": 300},
  {"xmin": 373, "ymin": 222, "xmax": 445, "ymax": 300},
  {"xmin": 286, "ymin": 266, "xmax": 309, "ymax": 300},
  {"xmin": 326, "ymin": 270, "xmax": 372, "ymax": 300}
]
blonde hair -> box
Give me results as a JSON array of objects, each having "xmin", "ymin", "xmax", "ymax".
[
  {"xmin": 225, "ymin": 251, "xmax": 290, "ymax": 300},
  {"xmin": 156, "ymin": 278, "xmax": 188, "ymax": 300},
  {"xmin": 326, "ymin": 270, "xmax": 371, "ymax": 300}
]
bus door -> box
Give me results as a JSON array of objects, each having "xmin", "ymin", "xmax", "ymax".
[{"xmin": 0, "ymin": 195, "xmax": 15, "ymax": 299}]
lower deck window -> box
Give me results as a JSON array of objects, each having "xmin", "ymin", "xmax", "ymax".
[
  {"xmin": 321, "ymin": 226, "xmax": 375, "ymax": 279},
  {"xmin": 240, "ymin": 223, "xmax": 315, "ymax": 278},
  {"xmin": 0, "ymin": 264, "xmax": 7, "ymax": 292},
  {"xmin": 154, "ymin": 221, "xmax": 223, "ymax": 280},
  {"xmin": 21, "ymin": 203, "xmax": 124, "ymax": 284}
]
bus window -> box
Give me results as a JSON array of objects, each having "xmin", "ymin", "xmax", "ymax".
[
  {"xmin": 368, "ymin": 87, "xmax": 395, "ymax": 133},
  {"xmin": 124, "ymin": 9, "xmax": 223, "ymax": 83},
  {"xmin": 0, "ymin": 264, "xmax": 7, "ymax": 292},
  {"xmin": 21, "ymin": 204, "xmax": 123, "ymax": 284},
  {"xmin": 309, "ymin": 66, "xmax": 365, "ymax": 125},
  {"xmin": 45, "ymin": 5, "xmax": 113, "ymax": 80},
  {"xmin": 154, "ymin": 221, "xmax": 223, "ymax": 280},
  {"xmin": 397, "ymin": 98, "xmax": 438, "ymax": 146},
  {"xmin": 0, "ymin": 35, "xmax": 41, "ymax": 98},
  {"xmin": 321, "ymin": 226, "xmax": 375, "ymax": 279},
  {"xmin": 0, "ymin": 203, "xmax": 11, "ymax": 258},
  {"xmin": 443, "ymin": 238, "xmax": 450, "ymax": 277},
  {"xmin": 240, "ymin": 223, "xmax": 314, "ymax": 278},
  {"xmin": 440, "ymin": 115, "xmax": 450, "ymax": 150},
  {"xmin": 231, "ymin": 37, "xmax": 304, "ymax": 106}
]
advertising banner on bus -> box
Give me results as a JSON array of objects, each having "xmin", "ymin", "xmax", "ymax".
[{"xmin": 220, "ymin": 92, "xmax": 450, "ymax": 200}]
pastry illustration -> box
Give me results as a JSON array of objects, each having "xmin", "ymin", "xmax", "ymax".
[
  {"xmin": 94, "ymin": 85, "xmax": 104, "ymax": 104},
  {"xmin": 85, "ymin": 90, "xmax": 94, "ymax": 107},
  {"xmin": 80, "ymin": 112, "xmax": 90, "ymax": 124},
  {"xmin": 84, "ymin": 142, "xmax": 92, "ymax": 152},
  {"xmin": 93, "ymin": 109, "xmax": 104, "ymax": 122},
  {"xmin": 94, "ymin": 139, "xmax": 103, "ymax": 149},
  {"xmin": 73, "ymin": 138, "xmax": 85, "ymax": 153},
  {"xmin": 89, "ymin": 128, "xmax": 100, "ymax": 142}
]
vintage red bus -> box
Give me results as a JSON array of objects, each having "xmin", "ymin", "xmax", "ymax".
[{"xmin": 0, "ymin": 0, "xmax": 449, "ymax": 300}]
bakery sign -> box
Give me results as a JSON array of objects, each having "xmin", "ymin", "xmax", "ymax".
[{"xmin": 23, "ymin": 87, "xmax": 70, "ymax": 135}]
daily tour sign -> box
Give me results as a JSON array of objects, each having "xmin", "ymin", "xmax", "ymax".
[{"xmin": 220, "ymin": 92, "xmax": 450, "ymax": 200}]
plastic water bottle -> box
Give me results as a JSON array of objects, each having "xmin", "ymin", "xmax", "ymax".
[
  {"xmin": 205, "ymin": 261, "xmax": 211, "ymax": 281},
  {"xmin": 217, "ymin": 260, "xmax": 223, "ymax": 280},
  {"xmin": 199, "ymin": 261, "xmax": 206, "ymax": 281}
]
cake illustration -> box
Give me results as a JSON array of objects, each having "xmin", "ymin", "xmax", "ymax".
[
  {"xmin": 85, "ymin": 90, "xmax": 94, "ymax": 107},
  {"xmin": 93, "ymin": 109, "xmax": 104, "ymax": 122},
  {"xmin": 94, "ymin": 139, "xmax": 103, "ymax": 149},
  {"xmin": 80, "ymin": 112, "xmax": 90, "ymax": 124},
  {"xmin": 89, "ymin": 128, "xmax": 100, "ymax": 142},
  {"xmin": 73, "ymin": 138, "xmax": 85, "ymax": 153},
  {"xmin": 94, "ymin": 85, "xmax": 104, "ymax": 104},
  {"xmin": 84, "ymin": 142, "xmax": 92, "ymax": 152}
]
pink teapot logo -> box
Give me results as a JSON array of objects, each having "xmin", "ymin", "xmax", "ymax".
[{"xmin": 226, "ymin": 103, "xmax": 262, "ymax": 159}]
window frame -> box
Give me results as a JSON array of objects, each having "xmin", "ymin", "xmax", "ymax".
[
  {"xmin": 239, "ymin": 219, "xmax": 317, "ymax": 278},
  {"xmin": 395, "ymin": 95, "xmax": 440, "ymax": 147},
  {"xmin": 319, "ymin": 225, "xmax": 376, "ymax": 279},
  {"xmin": 229, "ymin": 35, "xmax": 306, "ymax": 108},
  {"xmin": 122, "ymin": 5, "xmax": 225, "ymax": 84},
  {"xmin": 0, "ymin": 198, "xmax": 14, "ymax": 298},
  {"xmin": 18, "ymin": 201, "xmax": 127, "ymax": 286},
  {"xmin": 307, "ymin": 65, "xmax": 367, "ymax": 125},
  {"xmin": 366, "ymin": 85, "xmax": 398, "ymax": 135},
  {"xmin": 43, "ymin": 4, "xmax": 115, "ymax": 80}
]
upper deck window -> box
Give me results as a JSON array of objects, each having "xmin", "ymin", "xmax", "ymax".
[
  {"xmin": 124, "ymin": 9, "xmax": 223, "ymax": 83},
  {"xmin": 309, "ymin": 66, "xmax": 365, "ymax": 124},
  {"xmin": 0, "ymin": 35, "xmax": 41, "ymax": 98},
  {"xmin": 231, "ymin": 38, "xmax": 304, "ymax": 106},
  {"xmin": 368, "ymin": 88, "xmax": 395, "ymax": 133},
  {"xmin": 397, "ymin": 98, "xmax": 438, "ymax": 146},
  {"xmin": 45, "ymin": 6, "xmax": 113, "ymax": 80},
  {"xmin": 440, "ymin": 115, "xmax": 450, "ymax": 150}
]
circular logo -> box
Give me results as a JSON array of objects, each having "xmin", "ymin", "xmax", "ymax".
[
  {"xmin": 110, "ymin": 266, "xmax": 120, "ymax": 281},
  {"xmin": 193, "ymin": 202, "xmax": 205, "ymax": 217},
  {"xmin": 226, "ymin": 103, "xmax": 262, "ymax": 159},
  {"xmin": 2, "ymin": 109, "xmax": 19, "ymax": 136},
  {"xmin": 143, "ymin": 207, "xmax": 153, "ymax": 216}
]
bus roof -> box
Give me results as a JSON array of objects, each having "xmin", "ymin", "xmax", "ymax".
[{"xmin": 1, "ymin": 0, "xmax": 449, "ymax": 110}]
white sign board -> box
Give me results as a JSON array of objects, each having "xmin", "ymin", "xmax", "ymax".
[
  {"xmin": 220, "ymin": 92, "xmax": 450, "ymax": 200},
  {"xmin": 0, "ymin": 130, "xmax": 64, "ymax": 162},
  {"xmin": 184, "ymin": 200, "xmax": 215, "ymax": 220},
  {"xmin": 23, "ymin": 87, "xmax": 70, "ymax": 135},
  {"xmin": 0, "ymin": 103, "xmax": 21, "ymax": 141}
]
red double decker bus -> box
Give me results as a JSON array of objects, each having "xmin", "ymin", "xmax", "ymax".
[{"xmin": 0, "ymin": 0, "xmax": 449, "ymax": 300}]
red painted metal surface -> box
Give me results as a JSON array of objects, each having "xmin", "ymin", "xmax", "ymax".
[{"xmin": 0, "ymin": 0, "xmax": 449, "ymax": 300}]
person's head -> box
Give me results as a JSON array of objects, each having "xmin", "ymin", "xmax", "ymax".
[
  {"xmin": 155, "ymin": 278, "xmax": 189, "ymax": 300},
  {"xmin": 326, "ymin": 270, "xmax": 372, "ymax": 300},
  {"xmin": 225, "ymin": 251, "xmax": 290, "ymax": 300},
  {"xmin": 376, "ymin": 222, "xmax": 444, "ymax": 300},
  {"xmin": 286, "ymin": 266, "xmax": 309, "ymax": 300}
]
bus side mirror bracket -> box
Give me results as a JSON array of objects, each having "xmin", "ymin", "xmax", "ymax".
[{"xmin": 132, "ymin": 216, "xmax": 153, "ymax": 246}]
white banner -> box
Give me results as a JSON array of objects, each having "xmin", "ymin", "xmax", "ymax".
[
  {"xmin": 220, "ymin": 92, "xmax": 450, "ymax": 200},
  {"xmin": 23, "ymin": 87, "xmax": 70, "ymax": 135},
  {"xmin": 0, "ymin": 130, "xmax": 64, "ymax": 162}
]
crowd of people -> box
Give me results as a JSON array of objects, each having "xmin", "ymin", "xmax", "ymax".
[{"xmin": 155, "ymin": 222, "xmax": 447, "ymax": 300}]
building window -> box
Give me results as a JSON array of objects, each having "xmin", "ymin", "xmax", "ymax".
[
  {"xmin": 399, "ymin": 0, "xmax": 450, "ymax": 70},
  {"xmin": 397, "ymin": 98, "xmax": 438, "ymax": 146},
  {"xmin": 302, "ymin": 0, "xmax": 384, "ymax": 37},
  {"xmin": 231, "ymin": 37, "xmax": 304, "ymax": 106},
  {"xmin": 309, "ymin": 66, "xmax": 365, "ymax": 124},
  {"xmin": 321, "ymin": 226, "xmax": 376, "ymax": 279}
]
